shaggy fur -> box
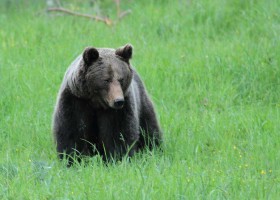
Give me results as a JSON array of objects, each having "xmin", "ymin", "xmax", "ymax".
[{"xmin": 52, "ymin": 44, "xmax": 162, "ymax": 164}]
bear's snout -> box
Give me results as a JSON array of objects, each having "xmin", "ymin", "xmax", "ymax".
[
  {"xmin": 107, "ymin": 81, "xmax": 124, "ymax": 109},
  {"xmin": 113, "ymin": 98, "xmax": 125, "ymax": 109}
]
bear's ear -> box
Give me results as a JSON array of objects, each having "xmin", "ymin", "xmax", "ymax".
[
  {"xmin": 115, "ymin": 44, "xmax": 133, "ymax": 61},
  {"xmin": 83, "ymin": 47, "xmax": 99, "ymax": 66}
]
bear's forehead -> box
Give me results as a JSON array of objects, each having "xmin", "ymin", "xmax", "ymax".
[
  {"xmin": 97, "ymin": 48, "xmax": 116, "ymax": 57},
  {"xmin": 96, "ymin": 48, "xmax": 126, "ymax": 66}
]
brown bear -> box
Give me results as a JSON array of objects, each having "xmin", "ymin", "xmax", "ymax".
[{"xmin": 52, "ymin": 44, "xmax": 162, "ymax": 164}]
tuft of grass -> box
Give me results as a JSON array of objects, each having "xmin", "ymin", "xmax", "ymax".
[{"xmin": 0, "ymin": 0, "xmax": 280, "ymax": 199}]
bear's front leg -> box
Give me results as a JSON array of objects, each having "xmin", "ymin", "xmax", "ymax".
[
  {"xmin": 119, "ymin": 110, "xmax": 140, "ymax": 157},
  {"xmin": 53, "ymin": 93, "xmax": 95, "ymax": 165},
  {"xmin": 53, "ymin": 114, "xmax": 83, "ymax": 165},
  {"xmin": 139, "ymin": 98, "xmax": 162, "ymax": 150}
]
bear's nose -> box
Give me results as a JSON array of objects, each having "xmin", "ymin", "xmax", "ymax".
[{"xmin": 114, "ymin": 98, "xmax": 124, "ymax": 109}]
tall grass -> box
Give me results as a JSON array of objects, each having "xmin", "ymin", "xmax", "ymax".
[{"xmin": 0, "ymin": 0, "xmax": 279, "ymax": 199}]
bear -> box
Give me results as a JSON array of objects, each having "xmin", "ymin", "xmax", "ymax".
[{"xmin": 52, "ymin": 44, "xmax": 162, "ymax": 164}]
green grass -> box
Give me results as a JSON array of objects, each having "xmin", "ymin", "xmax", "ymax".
[{"xmin": 1, "ymin": 0, "xmax": 280, "ymax": 199}]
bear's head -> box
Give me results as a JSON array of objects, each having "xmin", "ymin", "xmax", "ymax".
[{"xmin": 81, "ymin": 44, "xmax": 133, "ymax": 109}]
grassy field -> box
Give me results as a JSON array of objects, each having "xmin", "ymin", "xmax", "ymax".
[{"xmin": 0, "ymin": 0, "xmax": 280, "ymax": 199}]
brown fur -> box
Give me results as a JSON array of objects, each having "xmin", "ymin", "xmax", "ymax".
[{"xmin": 52, "ymin": 44, "xmax": 162, "ymax": 165}]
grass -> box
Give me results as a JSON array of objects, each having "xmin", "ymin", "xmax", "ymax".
[{"xmin": 0, "ymin": 0, "xmax": 280, "ymax": 199}]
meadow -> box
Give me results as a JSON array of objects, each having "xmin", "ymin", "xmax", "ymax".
[{"xmin": 0, "ymin": 0, "xmax": 280, "ymax": 199}]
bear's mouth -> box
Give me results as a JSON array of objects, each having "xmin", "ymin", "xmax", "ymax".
[
  {"xmin": 99, "ymin": 98, "xmax": 109, "ymax": 109},
  {"xmin": 90, "ymin": 97, "xmax": 124, "ymax": 110},
  {"xmin": 89, "ymin": 97, "xmax": 108, "ymax": 109}
]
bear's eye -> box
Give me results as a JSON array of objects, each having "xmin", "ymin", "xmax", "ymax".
[
  {"xmin": 118, "ymin": 78, "xmax": 124, "ymax": 84},
  {"xmin": 104, "ymin": 79, "xmax": 111, "ymax": 83}
]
